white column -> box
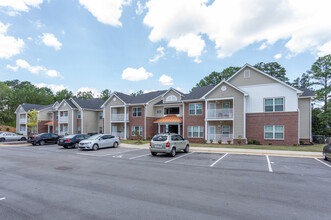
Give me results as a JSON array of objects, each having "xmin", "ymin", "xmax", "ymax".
[
  {"xmin": 178, "ymin": 124, "xmax": 180, "ymax": 135},
  {"xmin": 205, "ymin": 100, "xmax": 208, "ymax": 141},
  {"xmin": 124, "ymin": 105, "xmax": 127, "ymax": 140},
  {"xmin": 158, "ymin": 124, "xmax": 160, "ymax": 134},
  {"xmin": 144, "ymin": 105, "xmax": 146, "ymax": 140},
  {"xmin": 182, "ymin": 102, "xmax": 185, "ymax": 138},
  {"xmin": 81, "ymin": 110, "xmax": 84, "ymax": 134},
  {"xmin": 71, "ymin": 110, "xmax": 74, "ymax": 134}
]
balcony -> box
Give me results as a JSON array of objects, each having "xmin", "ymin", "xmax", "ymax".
[
  {"xmin": 207, "ymin": 108, "xmax": 233, "ymax": 119},
  {"xmin": 111, "ymin": 132, "xmax": 126, "ymax": 139},
  {"xmin": 59, "ymin": 116, "xmax": 68, "ymax": 123},
  {"xmin": 19, "ymin": 118, "xmax": 27, "ymax": 124},
  {"xmin": 111, "ymin": 113, "xmax": 129, "ymax": 122},
  {"xmin": 207, "ymin": 133, "xmax": 233, "ymax": 144}
]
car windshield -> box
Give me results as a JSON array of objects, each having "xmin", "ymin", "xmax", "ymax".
[
  {"xmin": 152, "ymin": 135, "xmax": 168, "ymax": 141},
  {"xmin": 88, "ymin": 134, "xmax": 102, "ymax": 140},
  {"xmin": 64, "ymin": 135, "xmax": 75, "ymax": 139}
]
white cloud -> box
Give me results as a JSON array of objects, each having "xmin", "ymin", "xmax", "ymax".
[
  {"xmin": 77, "ymin": 87, "xmax": 101, "ymax": 97},
  {"xmin": 259, "ymin": 42, "xmax": 267, "ymax": 50},
  {"xmin": 149, "ymin": 46, "xmax": 164, "ymax": 62},
  {"xmin": 40, "ymin": 33, "xmax": 62, "ymax": 50},
  {"xmin": 317, "ymin": 40, "xmax": 331, "ymax": 57},
  {"xmin": 274, "ymin": 53, "xmax": 282, "ymax": 59},
  {"xmin": 35, "ymin": 83, "xmax": 68, "ymax": 93},
  {"xmin": 143, "ymin": 90, "xmax": 156, "ymax": 93},
  {"xmin": 79, "ymin": 0, "xmax": 131, "ymax": 27},
  {"xmin": 136, "ymin": 1, "xmax": 145, "ymax": 15},
  {"xmin": 176, "ymin": 87, "xmax": 183, "ymax": 92},
  {"xmin": 0, "ymin": 22, "xmax": 24, "ymax": 59},
  {"xmin": 159, "ymin": 74, "xmax": 173, "ymax": 86},
  {"xmin": 0, "ymin": 0, "xmax": 43, "ymax": 14},
  {"xmin": 168, "ymin": 33, "xmax": 205, "ymax": 63},
  {"xmin": 143, "ymin": 0, "xmax": 331, "ymax": 59},
  {"xmin": 121, "ymin": 67, "xmax": 153, "ymax": 81},
  {"xmin": 27, "ymin": 37, "xmax": 33, "ymax": 40},
  {"xmin": 7, "ymin": 59, "xmax": 62, "ymax": 78}
]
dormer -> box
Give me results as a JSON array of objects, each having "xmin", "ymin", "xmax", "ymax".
[{"xmin": 162, "ymin": 88, "xmax": 184, "ymax": 103}]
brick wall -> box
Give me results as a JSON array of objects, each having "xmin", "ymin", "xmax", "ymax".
[
  {"xmin": 129, "ymin": 105, "xmax": 145, "ymax": 139},
  {"xmin": 146, "ymin": 117, "xmax": 158, "ymax": 140},
  {"xmin": 183, "ymin": 101, "xmax": 205, "ymax": 143},
  {"xmin": 38, "ymin": 121, "xmax": 49, "ymax": 133},
  {"xmin": 53, "ymin": 112, "xmax": 58, "ymax": 133},
  {"xmin": 246, "ymin": 112, "xmax": 299, "ymax": 146}
]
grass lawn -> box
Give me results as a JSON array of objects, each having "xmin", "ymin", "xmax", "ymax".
[
  {"xmin": 189, "ymin": 143, "xmax": 325, "ymax": 152},
  {"xmin": 121, "ymin": 140, "xmax": 150, "ymax": 145}
]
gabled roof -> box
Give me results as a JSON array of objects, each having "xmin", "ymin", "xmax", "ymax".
[
  {"xmin": 71, "ymin": 98, "xmax": 105, "ymax": 110},
  {"xmin": 21, "ymin": 103, "xmax": 53, "ymax": 112},
  {"xmin": 202, "ymin": 81, "xmax": 248, "ymax": 99},
  {"xmin": 228, "ymin": 64, "xmax": 303, "ymax": 93},
  {"xmin": 298, "ymin": 88, "xmax": 316, "ymax": 98},
  {"xmin": 162, "ymin": 87, "xmax": 185, "ymax": 97},
  {"xmin": 56, "ymin": 99, "xmax": 77, "ymax": 110},
  {"xmin": 182, "ymin": 85, "xmax": 215, "ymax": 101}
]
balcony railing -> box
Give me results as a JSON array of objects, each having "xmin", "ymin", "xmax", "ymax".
[
  {"xmin": 19, "ymin": 118, "xmax": 27, "ymax": 124},
  {"xmin": 111, "ymin": 113, "xmax": 129, "ymax": 121},
  {"xmin": 207, "ymin": 108, "xmax": 233, "ymax": 119},
  {"xmin": 59, "ymin": 116, "xmax": 68, "ymax": 123},
  {"xmin": 111, "ymin": 132, "xmax": 126, "ymax": 138},
  {"xmin": 207, "ymin": 133, "xmax": 233, "ymax": 143}
]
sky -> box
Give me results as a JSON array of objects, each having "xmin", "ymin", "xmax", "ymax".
[{"xmin": 0, "ymin": 0, "xmax": 331, "ymax": 96}]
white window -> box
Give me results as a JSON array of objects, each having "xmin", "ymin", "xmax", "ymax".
[
  {"xmin": 56, "ymin": 112, "xmax": 59, "ymax": 120},
  {"xmin": 77, "ymin": 111, "xmax": 81, "ymax": 119},
  {"xmin": 99, "ymin": 112, "xmax": 103, "ymax": 119},
  {"xmin": 131, "ymin": 126, "xmax": 143, "ymax": 136},
  {"xmin": 63, "ymin": 125, "xmax": 68, "ymax": 132},
  {"xmin": 20, "ymin": 114, "xmax": 26, "ymax": 119},
  {"xmin": 132, "ymin": 107, "xmax": 142, "ymax": 117},
  {"xmin": 264, "ymin": 97, "xmax": 284, "ymax": 112},
  {"xmin": 63, "ymin": 111, "xmax": 68, "ymax": 117},
  {"xmin": 244, "ymin": 70, "xmax": 250, "ymax": 78},
  {"xmin": 166, "ymin": 95, "xmax": 177, "ymax": 102},
  {"xmin": 99, "ymin": 126, "xmax": 103, "ymax": 133},
  {"xmin": 264, "ymin": 125, "xmax": 284, "ymax": 140},
  {"xmin": 189, "ymin": 103, "xmax": 203, "ymax": 115},
  {"xmin": 222, "ymin": 125, "xmax": 230, "ymax": 136},
  {"xmin": 188, "ymin": 126, "xmax": 204, "ymax": 138},
  {"xmin": 20, "ymin": 125, "xmax": 26, "ymax": 131}
]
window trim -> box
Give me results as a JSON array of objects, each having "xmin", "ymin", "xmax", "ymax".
[
  {"xmin": 189, "ymin": 103, "xmax": 203, "ymax": 115},
  {"xmin": 99, "ymin": 112, "xmax": 103, "ymax": 120},
  {"xmin": 132, "ymin": 107, "xmax": 142, "ymax": 117},
  {"xmin": 263, "ymin": 97, "xmax": 285, "ymax": 112},
  {"xmin": 77, "ymin": 111, "xmax": 81, "ymax": 119},
  {"xmin": 264, "ymin": 125, "xmax": 284, "ymax": 140},
  {"xmin": 187, "ymin": 126, "xmax": 204, "ymax": 138},
  {"xmin": 166, "ymin": 95, "xmax": 178, "ymax": 102}
]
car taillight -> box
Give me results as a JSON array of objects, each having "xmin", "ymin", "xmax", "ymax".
[
  {"xmin": 166, "ymin": 142, "xmax": 170, "ymax": 148},
  {"xmin": 119, "ymin": 137, "xmax": 121, "ymax": 140},
  {"xmin": 150, "ymin": 141, "xmax": 151, "ymax": 147},
  {"xmin": 33, "ymin": 137, "xmax": 38, "ymax": 139},
  {"xmin": 65, "ymin": 139, "xmax": 70, "ymax": 142}
]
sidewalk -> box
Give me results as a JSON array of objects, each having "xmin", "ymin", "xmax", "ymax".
[{"xmin": 119, "ymin": 143, "xmax": 322, "ymax": 158}]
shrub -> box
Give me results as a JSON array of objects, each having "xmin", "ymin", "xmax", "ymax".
[
  {"xmin": 6, "ymin": 127, "xmax": 10, "ymax": 131},
  {"xmin": 227, "ymin": 140, "xmax": 231, "ymax": 144},
  {"xmin": 147, "ymin": 136, "xmax": 151, "ymax": 140},
  {"xmin": 255, "ymin": 140, "xmax": 260, "ymax": 145},
  {"xmin": 252, "ymin": 140, "xmax": 257, "ymax": 144},
  {"xmin": 133, "ymin": 130, "xmax": 142, "ymax": 144},
  {"xmin": 300, "ymin": 140, "xmax": 305, "ymax": 145},
  {"xmin": 237, "ymin": 140, "xmax": 242, "ymax": 145},
  {"xmin": 268, "ymin": 142, "xmax": 272, "ymax": 145},
  {"xmin": 218, "ymin": 140, "xmax": 222, "ymax": 144},
  {"xmin": 248, "ymin": 140, "xmax": 253, "ymax": 144},
  {"xmin": 0, "ymin": 128, "xmax": 2, "ymax": 131},
  {"xmin": 210, "ymin": 139, "xmax": 213, "ymax": 144},
  {"xmin": 293, "ymin": 144, "xmax": 297, "ymax": 146},
  {"xmin": 203, "ymin": 140, "xmax": 207, "ymax": 144}
]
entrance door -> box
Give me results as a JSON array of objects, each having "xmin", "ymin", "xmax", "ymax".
[
  {"xmin": 112, "ymin": 125, "xmax": 117, "ymax": 135},
  {"xmin": 208, "ymin": 126, "xmax": 216, "ymax": 142},
  {"xmin": 222, "ymin": 125, "xmax": 230, "ymax": 138},
  {"xmin": 168, "ymin": 125, "xmax": 178, "ymax": 134},
  {"xmin": 222, "ymin": 102, "xmax": 230, "ymax": 116},
  {"xmin": 208, "ymin": 103, "xmax": 216, "ymax": 118}
]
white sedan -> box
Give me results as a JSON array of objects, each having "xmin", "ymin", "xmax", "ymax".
[
  {"xmin": 0, "ymin": 132, "xmax": 27, "ymax": 142},
  {"xmin": 78, "ymin": 134, "xmax": 121, "ymax": 150}
]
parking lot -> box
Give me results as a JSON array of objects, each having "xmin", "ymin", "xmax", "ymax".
[{"xmin": 0, "ymin": 144, "xmax": 330, "ymax": 219}]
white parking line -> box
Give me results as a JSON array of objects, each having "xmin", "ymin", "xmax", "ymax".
[
  {"xmin": 76, "ymin": 149, "xmax": 142, "ymax": 157},
  {"xmin": 314, "ymin": 158, "xmax": 331, "ymax": 168},
  {"xmin": 164, "ymin": 152, "xmax": 194, "ymax": 164},
  {"xmin": 129, "ymin": 153, "xmax": 150, "ymax": 160},
  {"xmin": 210, "ymin": 153, "xmax": 228, "ymax": 167},
  {"xmin": 266, "ymin": 155, "xmax": 273, "ymax": 172},
  {"xmin": 0, "ymin": 197, "xmax": 6, "ymax": 201}
]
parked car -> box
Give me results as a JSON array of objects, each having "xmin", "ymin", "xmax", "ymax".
[
  {"xmin": 27, "ymin": 133, "xmax": 60, "ymax": 145},
  {"xmin": 323, "ymin": 143, "xmax": 331, "ymax": 161},
  {"xmin": 58, "ymin": 134, "xmax": 90, "ymax": 148},
  {"xmin": 78, "ymin": 134, "xmax": 120, "ymax": 150},
  {"xmin": 0, "ymin": 132, "xmax": 26, "ymax": 142},
  {"xmin": 150, "ymin": 133, "xmax": 189, "ymax": 157}
]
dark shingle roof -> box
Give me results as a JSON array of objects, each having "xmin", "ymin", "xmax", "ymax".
[
  {"xmin": 21, "ymin": 103, "xmax": 53, "ymax": 112},
  {"xmin": 298, "ymin": 88, "xmax": 315, "ymax": 97},
  {"xmin": 64, "ymin": 99, "xmax": 78, "ymax": 109},
  {"xmin": 154, "ymin": 100, "xmax": 183, "ymax": 106},
  {"xmin": 71, "ymin": 98, "xmax": 105, "ymax": 110},
  {"xmin": 115, "ymin": 90, "xmax": 168, "ymax": 104},
  {"xmin": 182, "ymin": 85, "xmax": 215, "ymax": 100}
]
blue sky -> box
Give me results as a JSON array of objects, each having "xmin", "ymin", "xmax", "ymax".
[{"xmin": 0, "ymin": 0, "xmax": 330, "ymax": 95}]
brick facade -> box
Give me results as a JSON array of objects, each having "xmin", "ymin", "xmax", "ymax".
[
  {"xmin": 53, "ymin": 112, "xmax": 58, "ymax": 133},
  {"xmin": 246, "ymin": 112, "xmax": 299, "ymax": 146},
  {"xmin": 37, "ymin": 121, "xmax": 49, "ymax": 133},
  {"xmin": 129, "ymin": 105, "xmax": 145, "ymax": 139},
  {"xmin": 183, "ymin": 102, "xmax": 205, "ymax": 143},
  {"xmin": 146, "ymin": 117, "xmax": 158, "ymax": 140}
]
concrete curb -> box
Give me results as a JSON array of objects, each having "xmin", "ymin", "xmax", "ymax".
[{"xmin": 119, "ymin": 143, "xmax": 322, "ymax": 158}]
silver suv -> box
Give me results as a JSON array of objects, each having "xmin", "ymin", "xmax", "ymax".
[{"xmin": 150, "ymin": 133, "xmax": 189, "ymax": 157}]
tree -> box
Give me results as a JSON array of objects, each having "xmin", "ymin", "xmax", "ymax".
[
  {"xmin": 26, "ymin": 109, "xmax": 39, "ymax": 134},
  {"xmin": 292, "ymin": 72, "xmax": 313, "ymax": 89},
  {"xmin": 100, "ymin": 89, "xmax": 111, "ymax": 100},
  {"xmin": 0, "ymin": 82, "xmax": 13, "ymax": 125},
  {"xmin": 76, "ymin": 91, "xmax": 94, "ymax": 99},
  {"xmin": 131, "ymin": 90, "xmax": 144, "ymax": 96},
  {"xmin": 55, "ymin": 89, "xmax": 73, "ymax": 101},
  {"xmin": 309, "ymin": 54, "xmax": 331, "ymax": 112},
  {"xmin": 254, "ymin": 62, "xmax": 289, "ymax": 83},
  {"xmin": 192, "ymin": 66, "xmax": 240, "ymax": 91}
]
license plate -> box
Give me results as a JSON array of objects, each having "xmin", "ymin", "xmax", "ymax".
[
  {"xmin": 60, "ymin": 140, "xmax": 64, "ymax": 143},
  {"xmin": 155, "ymin": 145, "xmax": 162, "ymax": 148}
]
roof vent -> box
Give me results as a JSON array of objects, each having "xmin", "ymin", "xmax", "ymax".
[{"xmin": 244, "ymin": 70, "xmax": 250, "ymax": 78}]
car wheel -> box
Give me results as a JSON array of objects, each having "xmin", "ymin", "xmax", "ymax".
[
  {"xmin": 75, "ymin": 143, "xmax": 79, "ymax": 148},
  {"xmin": 0, "ymin": 138, "xmax": 5, "ymax": 142},
  {"xmin": 39, "ymin": 140, "xmax": 45, "ymax": 146},
  {"xmin": 32, "ymin": 143, "xmax": 36, "ymax": 146},
  {"xmin": 184, "ymin": 145, "xmax": 189, "ymax": 153},
  {"xmin": 170, "ymin": 147, "xmax": 176, "ymax": 157},
  {"xmin": 323, "ymin": 152, "xmax": 328, "ymax": 161},
  {"xmin": 113, "ymin": 142, "xmax": 118, "ymax": 148},
  {"xmin": 151, "ymin": 152, "xmax": 157, "ymax": 156},
  {"xmin": 93, "ymin": 144, "xmax": 99, "ymax": 151},
  {"xmin": 63, "ymin": 146, "xmax": 68, "ymax": 149},
  {"xmin": 20, "ymin": 137, "xmax": 26, "ymax": 141}
]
